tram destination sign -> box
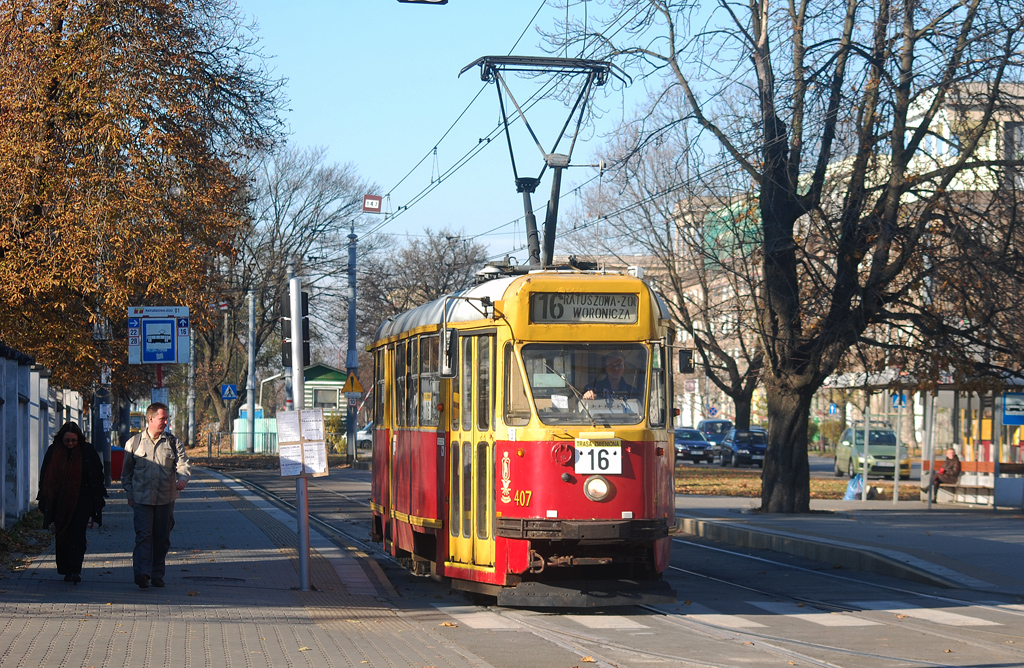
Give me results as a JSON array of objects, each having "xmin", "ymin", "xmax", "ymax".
[{"xmin": 530, "ymin": 292, "xmax": 639, "ymax": 324}]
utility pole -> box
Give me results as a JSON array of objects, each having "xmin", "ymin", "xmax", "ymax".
[
  {"xmin": 246, "ymin": 290, "xmax": 256, "ymax": 454},
  {"xmin": 346, "ymin": 226, "xmax": 359, "ymax": 465},
  {"xmin": 187, "ymin": 333, "xmax": 195, "ymax": 448},
  {"xmin": 289, "ymin": 275, "xmax": 310, "ymax": 592},
  {"xmin": 284, "ymin": 265, "xmax": 294, "ymax": 412}
]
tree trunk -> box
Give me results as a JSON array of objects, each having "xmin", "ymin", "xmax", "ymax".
[
  {"xmin": 733, "ymin": 395, "xmax": 753, "ymax": 429},
  {"xmin": 761, "ymin": 385, "xmax": 814, "ymax": 512}
]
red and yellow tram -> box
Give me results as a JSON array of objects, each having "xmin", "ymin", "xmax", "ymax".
[{"xmin": 368, "ymin": 267, "xmax": 676, "ymax": 606}]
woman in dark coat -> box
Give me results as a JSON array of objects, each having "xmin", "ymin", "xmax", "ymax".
[{"xmin": 36, "ymin": 422, "xmax": 107, "ymax": 583}]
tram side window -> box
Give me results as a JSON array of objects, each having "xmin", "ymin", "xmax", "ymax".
[
  {"xmin": 461, "ymin": 338, "xmax": 473, "ymax": 429},
  {"xmin": 503, "ymin": 344, "xmax": 530, "ymax": 426},
  {"xmin": 420, "ymin": 334, "xmax": 439, "ymax": 426},
  {"xmin": 451, "ymin": 360, "xmax": 460, "ymax": 431},
  {"xmin": 476, "ymin": 442, "xmax": 489, "ymax": 539},
  {"xmin": 395, "ymin": 342, "xmax": 407, "ymax": 428},
  {"xmin": 450, "ymin": 442, "xmax": 460, "ymax": 535},
  {"xmin": 374, "ymin": 349, "xmax": 384, "ymax": 428},
  {"xmin": 407, "ymin": 337, "xmax": 419, "ymax": 426},
  {"xmin": 462, "ymin": 442, "xmax": 472, "ymax": 538},
  {"xmin": 477, "ymin": 336, "xmax": 492, "ymax": 431},
  {"xmin": 650, "ymin": 343, "xmax": 666, "ymax": 427}
]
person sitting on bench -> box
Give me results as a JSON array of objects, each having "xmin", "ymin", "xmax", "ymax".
[{"xmin": 931, "ymin": 447, "xmax": 962, "ymax": 503}]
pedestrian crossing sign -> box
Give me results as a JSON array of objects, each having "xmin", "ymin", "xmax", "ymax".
[{"xmin": 221, "ymin": 384, "xmax": 238, "ymax": 400}]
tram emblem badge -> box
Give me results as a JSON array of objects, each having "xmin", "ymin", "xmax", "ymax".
[{"xmin": 500, "ymin": 451, "xmax": 512, "ymax": 504}]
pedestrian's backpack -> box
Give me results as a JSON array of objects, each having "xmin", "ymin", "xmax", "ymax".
[{"xmin": 126, "ymin": 432, "xmax": 179, "ymax": 467}]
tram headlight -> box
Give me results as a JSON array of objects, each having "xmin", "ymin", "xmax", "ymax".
[{"xmin": 583, "ymin": 475, "xmax": 611, "ymax": 502}]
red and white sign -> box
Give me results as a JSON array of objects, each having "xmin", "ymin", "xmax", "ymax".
[{"xmin": 362, "ymin": 194, "xmax": 382, "ymax": 213}]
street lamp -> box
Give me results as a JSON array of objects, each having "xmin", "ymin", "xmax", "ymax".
[{"xmin": 259, "ymin": 373, "xmax": 284, "ymax": 410}]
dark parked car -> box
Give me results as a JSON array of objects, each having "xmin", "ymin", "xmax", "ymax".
[
  {"xmin": 697, "ymin": 419, "xmax": 734, "ymax": 445},
  {"xmin": 717, "ymin": 428, "xmax": 768, "ymax": 468},
  {"xmin": 673, "ymin": 428, "xmax": 714, "ymax": 464}
]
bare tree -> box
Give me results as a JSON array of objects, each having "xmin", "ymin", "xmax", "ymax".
[
  {"xmin": 563, "ymin": 111, "xmax": 763, "ymax": 428},
  {"xmin": 346, "ymin": 227, "xmax": 489, "ymax": 369},
  {"xmin": 191, "ymin": 146, "xmax": 377, "ymax": 431},
  {"xmin": 549, "ymin": 0, "xmax": 1024, "ymax": 511}
]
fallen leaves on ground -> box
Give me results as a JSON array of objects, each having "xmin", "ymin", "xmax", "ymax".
[{"xmin": 674, "ymin": 464, "xmax": 916, "ymax": 500}]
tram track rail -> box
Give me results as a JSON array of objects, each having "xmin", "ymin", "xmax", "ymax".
[
  {"xmin": 223, "ymin": 470, "xmax": 1024, "ymax": 668},
  {"xmin": 665, "ymin": 536, "xmax": 1024, "ymax": 665}
]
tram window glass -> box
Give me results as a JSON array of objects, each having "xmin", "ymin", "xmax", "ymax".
[
  {"xmin": 478, "ymin": 337, "xmax": 491, "ymax": 431},
  {"xmin": 395, "ymin": 341, "xmax": 407, "ymax": 428},
  {"xmin": 503, "ymin": 344, "xmax": 530, "ymax": 426},
  {"xmin": 476, "ymin": 442, "xmax": 489, "ymax": 539},
  {"xmin": 450, "ymin": 363, "xmax": 460, "ymax": 431},
  {"xmin": 407, "ymin": 337, "xmax": 419, "ymax": 426},
  {"xmin": 521, "ymin": 344, "xmax": 648, "ymax": 426},
  {"xmin": 649, "ymin": 343, "xmax": 666, "ymax": 427},
  {"xmin": 450, "ymin": 441, "xmax": 460, "ymax": 535},
  {"xmin": 462, "ymin": 442, "xmax": 472, "ymax": 537},
  {"xmin": 462, "ymin": 338, "xmax": 473, "ymax": 429},
  {"xmin": 374, "ymin": 350, "xmax": 385, "ymax": 428},
  {"xmin": 420, "ymin": 334, "xmax": 439, "ymax": 426}
]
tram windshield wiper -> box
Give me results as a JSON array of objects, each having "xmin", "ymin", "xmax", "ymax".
[{"xmin": 544, "ymin": 363, "xmax": 596, "ymax": 428}]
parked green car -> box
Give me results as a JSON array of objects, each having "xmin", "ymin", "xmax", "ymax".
[{"xmin": 833, "ymin": 423, "xmax": 911, "ymax": 480}]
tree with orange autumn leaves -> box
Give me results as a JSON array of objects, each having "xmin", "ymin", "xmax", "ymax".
[{"xmin": 0, "ymin": 0, "xmax": 285, "ymax": 391}]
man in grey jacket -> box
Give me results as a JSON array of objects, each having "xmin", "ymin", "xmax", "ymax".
[{"xmin": 122, "ymin": 402, "xmax": 191, "ymax": 589}]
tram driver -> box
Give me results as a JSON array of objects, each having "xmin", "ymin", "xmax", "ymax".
[{"xmin": 582, "ymin": 352, "xmax": 637, "ymax": 400}]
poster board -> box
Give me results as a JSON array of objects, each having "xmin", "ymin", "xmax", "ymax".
[{"xmin": 276, "ymin": 408, "xmax": 329, "ymax": 477}]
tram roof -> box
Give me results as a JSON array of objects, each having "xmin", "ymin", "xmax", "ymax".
[
  {"xmin": 373, "ymin": 277, "xmax": 518, "ymax": 342},
  {"xmin": 371, "ymin": 272, "xmax": 672, "ymax": 343}
]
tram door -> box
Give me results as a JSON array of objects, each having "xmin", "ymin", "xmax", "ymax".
[{"xmin": 448, "ymin": 333, "xmax": 496, "ymax": 567}]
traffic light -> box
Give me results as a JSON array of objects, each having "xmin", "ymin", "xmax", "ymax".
[
  {"xmin": 679, "ymin": 349, "xmax": 695, "ymax": 374},
  {"xmin": 281, "ymin": 292, "xmax": 310, "ymax": 367}
]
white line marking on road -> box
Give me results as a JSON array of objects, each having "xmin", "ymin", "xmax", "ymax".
[
  {"xmin": 675, "ymin": 602, "xmax": 766, "ymax": 628},
  {"xmin": 565, "ymin": 615, "xmax": 649, "ymax": 629},
  {"xmin": 432, "ymin": 605, "xmax": 520, "ymax": 629},
  {"xmin": 747, "ymin": 601, "xmax": 880, "ymax": 626},
  {"xmin": 850, "ymin": 600, "xmax": 1001, "ymax": 626}
]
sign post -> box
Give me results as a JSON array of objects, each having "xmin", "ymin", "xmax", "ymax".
[
  {"xmin": 128, "ymin": 306, "xmax": 190, "ymax": 365},
  {"xmin": 275, "ymin": 406, "xmax": 328, "ymax": 592},
  {"xmin": 892, "ymin": 393, "xmax": 906, "ymax": 504},
  {"xmin": 341, "ymin": 374, "xmax": 364, "ymax": 465},
  {"xmin": 1002, "ymin": 392, "xmax": 1024, "ymax": 426},
  {"xmin": 129, "ymin": 307, "xmax": 190, "ymax": 430}
]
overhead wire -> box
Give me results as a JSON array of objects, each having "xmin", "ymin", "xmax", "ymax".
[
  {"xmin": 370, "ymin": 0, "xmax": 549, "ymax": 234},
  {"xmin": 370, "ymin": 0, "xmax": 657, "ymax": 258},
  {"xmin": 364, "ymin": 71, "xmax": 567, "ymax": 237}
]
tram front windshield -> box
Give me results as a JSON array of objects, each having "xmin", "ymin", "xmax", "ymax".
[{"xmin": 520, "ymin": 344, "xmax": 648, "ymax": 425}]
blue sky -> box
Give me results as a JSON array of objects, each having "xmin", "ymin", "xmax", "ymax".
[{"xmin": 237, "ymin": 0, "xmax": 642, "ymax": 261}]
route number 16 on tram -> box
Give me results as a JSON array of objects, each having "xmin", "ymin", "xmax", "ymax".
[{"xmin": 574, "ymin": 438, "xmax": 623, "ymax": 474}]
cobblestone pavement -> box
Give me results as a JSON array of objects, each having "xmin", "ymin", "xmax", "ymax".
[{"xmin": 0, "ymin": 470, "xmax": 492, "ymax": 668}]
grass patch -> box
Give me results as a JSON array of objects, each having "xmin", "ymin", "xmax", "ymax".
[
  {"xmin": 675, "ymin": 464, "xmax": 920, "ymax": 501},
  {"xmin": 0, "ymin": 509, "xmax": 51, "ymax": 574},
  {"xmin": 185, "ymin": 451, "xmax": 354, "ymax": 471}
]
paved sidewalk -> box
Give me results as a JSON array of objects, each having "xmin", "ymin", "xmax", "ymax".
[
  {"xmin": 675, "ymin": 494, "xmax": 1024, "ymax": 594},
  {"xmin": 0, "ymin": 469, "xmax": 491, "ymax": 668}
]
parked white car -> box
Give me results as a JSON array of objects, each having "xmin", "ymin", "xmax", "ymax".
[{"xmin": 356, "ymin": 421, "xmax": 373, "ymax": 449}]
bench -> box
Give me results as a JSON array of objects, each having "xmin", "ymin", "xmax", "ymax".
[{"xmin": 922, "ymin": 460, "xmax": 996, "ymax": 506}]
